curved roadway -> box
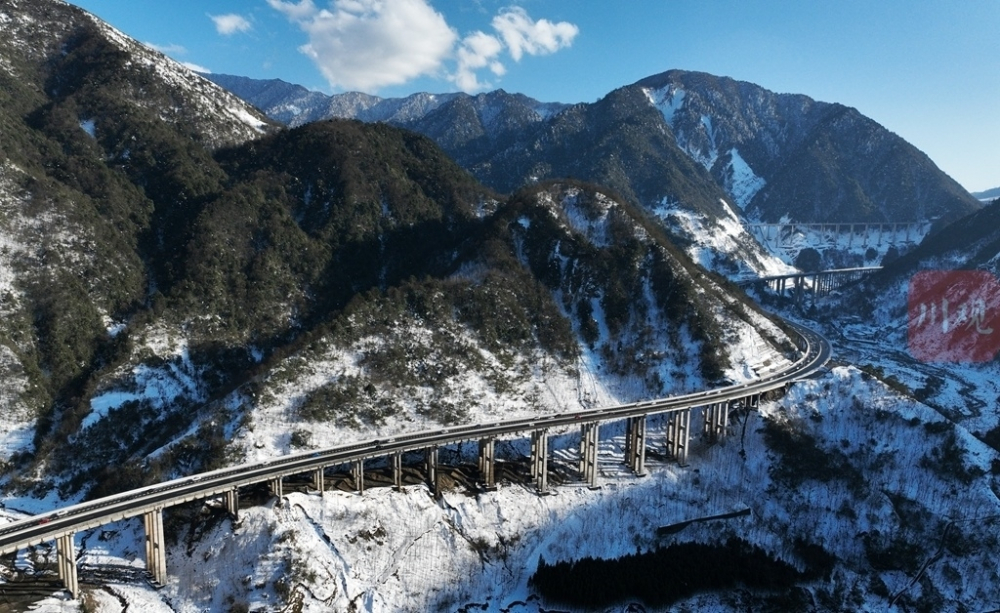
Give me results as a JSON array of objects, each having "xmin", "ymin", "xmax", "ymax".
[{"xmin": 0, "ymin": 318, "xmax": 830, "ymax": 555}]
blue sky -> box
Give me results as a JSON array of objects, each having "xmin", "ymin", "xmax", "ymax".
[{"xmin": 69, "ymin": 0, "xmax": 998, "ymax": 192}]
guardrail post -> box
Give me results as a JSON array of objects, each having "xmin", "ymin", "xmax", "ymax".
[
  {"xmin": 626, "ymin": 416, "xmax": 646, "ymax": 477},
  {"xmin": 56, "ymin": 533, "xmax": 79, "ymax": 597},
  {"xmin": 531, "ymin": 429, "xmax": 549, "ymax": 494},
  {"xmin": 224, "ymin": 488, "xmax": 239, "ymax": 520},
  {"xmin": 425, "ymin": 446, "xmax": 438, "ymax": 496},
  {"xmin": 353, "ymin": 458, "xmax": 365, "ymax": 494},
  {"xmin": 478, "ymin": 437, "xmax": 496, "ymax": 489},
  {"xmin": 392, "ymin": 451, "xmax": 403, "ymax": 489},
  {"xmin": 143, "ymin": 508, "xmax": 168, "ymax": 587},
  {"xmin": 313, "ymin": 467, "xmax": 325, "ymax": 495},
  {"xmin": 580, "ymin": 422, "xmax": 599, "ymax": 487}
]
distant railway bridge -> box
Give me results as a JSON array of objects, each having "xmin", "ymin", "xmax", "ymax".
[{"xmin": 747, "ymin": 221, "xmax": 931, "ymax": 249}]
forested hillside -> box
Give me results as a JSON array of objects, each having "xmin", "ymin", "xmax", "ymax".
[{"xmin": 0, "ymin": 1, "xmax": 795, "ymax": 500}]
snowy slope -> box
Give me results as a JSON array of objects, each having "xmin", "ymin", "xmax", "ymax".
[
  {"xmin": 12, "ymin": 366, "xmax": 1000, "ymax": 612},
  {"xmin": 81, "ymin": 11, "xmax": 271, "ymax": 147}
]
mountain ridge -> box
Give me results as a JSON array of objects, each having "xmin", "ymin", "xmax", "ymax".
[{"xmin": 205, "ymin": 69, "xmax": 981, "ymax": 276}]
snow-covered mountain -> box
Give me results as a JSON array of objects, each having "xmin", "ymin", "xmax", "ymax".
[
  {"xmin": 2, "ymin": 0, "xmax": 795, "ymax": 563},
  {"xmin": 2, "ymin": 2, "xmax": 999, "ymax": 611},
  {"xmin": 637, "ymin": 71, "xmax": 979, "ymax": 226},
  {"xmin": 209, "ymin": 70, "xmax": 980, "ymax": 278}
]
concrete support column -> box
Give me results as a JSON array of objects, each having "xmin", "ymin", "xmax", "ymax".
[
  {"xmin": 392, "ymin": 451, "xmax": 403, "ymax": 489},
  {"xmin": 579, "ymin": 422, "xmax": 599, "ymax": 487},
  {"xmin": 704, "ymin": 403, "xmax": 729, "ymax": 441},
  {"xmin": 478, "ymin": 438, "xmax": 496, "ymax": 489},
  {"xmin": 269, "ymin": 477, "xmax": 283, "ymax": 500},
  {"xmin": 623, "ymin": 417, "xmax": 634, "ymax": 465},
  {"xmin": 530, "ymin": 429, "xmax": 549, "ymax": 494},
  {"xmin": 425, "ymin": 446, "xmax": 438, "ymax": 496},
  {"xmin": 56, "ymin": 533, "xmax": 79, "ymax": 597},
  {"xmin": 666, "ymin": 409, "xmax": 691, "ymax": 465},
  {"xmin": 143, "ymin": 508, "xmax": 168, "ymax": 588},
  {"xmin": 224, "ymin": 488, "xmax": 239, "ymax": 520},
  {"xmin": 313, "ymin": 467, "xmax": 325, "ymax": 495},
  {"xmin": 353, "ymin": 459, "xmax": 365, "ymax": 494},
  {"xmin": 625, "ymin": 416, "xmax": 647, "ymax": 477}
]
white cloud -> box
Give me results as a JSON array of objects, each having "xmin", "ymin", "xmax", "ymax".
[
  {"xmin": 268, "ymin": 0, "xmax": 456, "ymax": 92},
  {"xmin": 210, "ymin": 13, "xmax": 253, "ymax": 36},
  {"xmin": 183, "ymin": 62, "xmax": 212, "ymax": 74},
  {"xmin": 146, "ymin": 42, "xmax": 188, "ymax": 55},
  {"xmin": 267, "ymin": 0, "xmax": 318, "ymax": 22},
  {"xmin": 491, "ymin": 7, "xmax": 578, "ymax": 62},
  {"xmin": 268, "ymin": 1, "xmax": 579, "ymax": 93},
  {"xmin": 452, "ymin": 30, "xmax": 505, "ymax": 91}
]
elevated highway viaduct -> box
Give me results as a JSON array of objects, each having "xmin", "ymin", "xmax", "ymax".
[{"xmin": 0, "ymin": 321, "xmax": 830, "ymax": 596}]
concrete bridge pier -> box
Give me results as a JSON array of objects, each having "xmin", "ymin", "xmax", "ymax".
[
  {"xmin": 312, "ymin": 467, "xmax": 325, "ymax": 495},
  {"xmin": 392, "ymin": 451, "xmax": 403, "ymax": 489},
  {"xmin": 425, "ymin": 446, "xmax": 439, "ymax": 496},
  {"xmin": 353, "ymin": 459, "xmax": 365, "ymax": 494},
  {"xmin": 224, "ymin": 488, "xmax": 239, "ymax": 520},
  {"xmin": 143, "ymin": 508, "xmax": 168, "ymax": 588},
  {"xmin": 666, "ymin": 409, "xmax": 691, "ymax": 465},
  {"xmin": 579, "ymin": 422, "xmax": 599, "ymax": 487},
  {"xmin": 703, "ymin": 403, "xmax": 729, "ymax": 441},
  {"xmin": 624, "ymin": 416, "xmax": 647, "ymax": 476},
  {"xmin": 530, "ymin": 429, "xmax": 549, "ymax": 494},
  {"xmin": 478, "ymin": 438, "xmax": 496, "ymax": 489},
  {"xmin": 268, "ymin": 477, "xmax": 283, "ymax": 500},
  {"xmin": 56, "ymin": 533, "xmax": 79, "ymax": 597}
]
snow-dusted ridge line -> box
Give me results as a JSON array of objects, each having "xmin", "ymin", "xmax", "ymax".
[{"xmin": 0, "ymin": 320, "xmax": 829, "ymax": 560}]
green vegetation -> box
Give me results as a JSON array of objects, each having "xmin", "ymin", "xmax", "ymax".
[{"xmin": 0, "ymin": 10, "xmax": 787, "ymax": 497}]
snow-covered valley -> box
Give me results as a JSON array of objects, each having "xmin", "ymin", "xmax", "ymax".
[
  {"xmin": 4, "ymin": 220, "xmax": 998, "ymax": 612},
  {"xmin": 9, "ymin": 361, "xmax": 1000, "ymax": 612}
]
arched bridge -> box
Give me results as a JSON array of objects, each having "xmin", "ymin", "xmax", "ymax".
[
  {"xmin": 0, "ymin": 321, "xmax": 831, "ymax": 596},
  {"xmin": 747, "ymin": 221, "xmax": 930, "ymax": 249}
]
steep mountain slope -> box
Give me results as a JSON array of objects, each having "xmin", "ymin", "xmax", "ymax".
[
  {"xmin": 638, "ymin": 71, "xmax": 979, "ymax": 225},
  {"xmin": 0, "ymin": 0, "xmax": 273, "ymax": 467},
  {"xmin": 211, "ymin": 70, "xmax": 979, "ymax": 276},
  {"xmin": 0, "ymin": 0, "xmax": 795, "ymax": 502}
]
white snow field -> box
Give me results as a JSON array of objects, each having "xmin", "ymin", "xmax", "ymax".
[{"xmin": 8, "ymin": 364, "xmax": 1000, "ymax": 612}]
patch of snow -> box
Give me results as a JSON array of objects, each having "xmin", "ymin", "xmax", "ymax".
[
  {"xmin": 723, "ymin": 148, "xmax": 766, "ymax": 209},
  {"xmin": 642, "ymin": 86, "xmax": 686, "ymax": 126},
  {"xmin": 79, "ymin": 118, "xmax": 96, "ymax": 138},
  {"xmin": 84, "ymin": 333, "xmax": 205, "ymax": 430},
  {"xmin": 651, "ymin": 197, "xmax": 794, "ymax": 278}
]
